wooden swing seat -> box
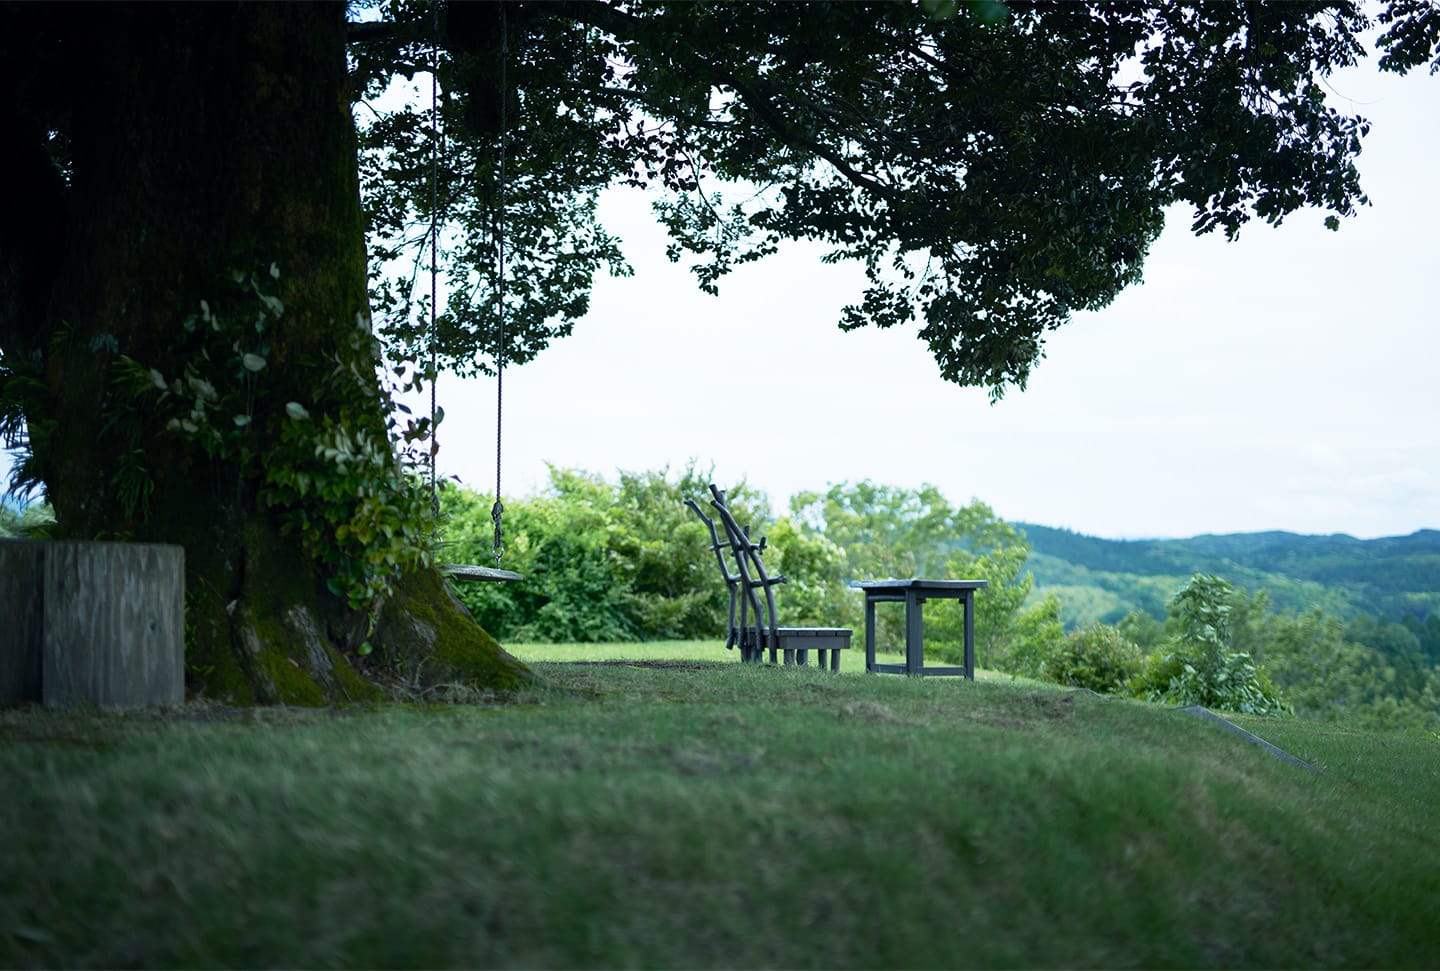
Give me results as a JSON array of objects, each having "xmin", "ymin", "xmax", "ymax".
[{"xmin": 442, "ymin": 563, "xmax": 523, "ymax": 583}]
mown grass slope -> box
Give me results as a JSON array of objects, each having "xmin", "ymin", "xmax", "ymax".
[{"xmin": 3, "ymin": 648, "xmax": 1437, "ymax": 968}]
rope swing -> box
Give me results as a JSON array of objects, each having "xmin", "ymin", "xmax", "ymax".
[
  {"xmin": 490, "ymin": 0, "xmax": 508, "ymax": 567},
  {"xmin": 428, "ymin": 0, "xmax": 520, "ymax": 585},
  {"xmin": 427, "ymin": 0, "xmax": 441, "ymax": 526}
]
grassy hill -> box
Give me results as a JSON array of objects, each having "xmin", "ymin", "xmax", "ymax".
[
  {"xmin": 3, "ymin": 653, "xmax": 1438, "ymax": 968},
  {"xmin": 1017, "ymin": 524, "xmax": 1440, "ymax": 627}
]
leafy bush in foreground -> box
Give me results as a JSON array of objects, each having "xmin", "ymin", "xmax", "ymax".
[{"xmin": 1043, "ymin": 623, "xmax": 1145, "ymax": 694}]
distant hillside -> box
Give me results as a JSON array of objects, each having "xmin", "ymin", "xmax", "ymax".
[{"xmin": 1016, "ymin": 524, "xmax": 1440, "ymax": 627}]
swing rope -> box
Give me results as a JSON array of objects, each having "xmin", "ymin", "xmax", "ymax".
[
  {"xmin": 490, "ymin": 0, "xmax": 507, "ymax": 565},
  {"xmin": 426, "ymin": 0, "xmax": 509, "ymax": 567},
  {"xmin": 427, "ymin": 0, "xmax": 441, "ymax": 528}
]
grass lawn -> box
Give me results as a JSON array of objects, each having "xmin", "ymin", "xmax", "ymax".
[
  {"xmin": 3, "ymin": 640, "xmax": 1438, "ymax": 968},
  {"xmin": 506, "ymin": 639, "xmax": 1015, "ymax": 679}
]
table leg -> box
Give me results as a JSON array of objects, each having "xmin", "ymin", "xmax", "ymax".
[
  {"xmin": 865, "ymin": 596, "xmax": 877, "ymax": 672},
  {"xmin": 905, "ymin": 589, "xmax": 924, "ymax": 676},
  {"xmin": 963, "ymin": 589, "xmax": 975, "ymax": 680}
]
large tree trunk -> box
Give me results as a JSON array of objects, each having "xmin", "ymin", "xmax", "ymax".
[{"xmin": 2, "ymin": 3, "xmax": 528, "ymax": 703}]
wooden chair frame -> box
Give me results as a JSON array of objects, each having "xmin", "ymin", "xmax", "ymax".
[{"xmin": 684, "ymin": 485, "xmax": 851, "ymax": 671}]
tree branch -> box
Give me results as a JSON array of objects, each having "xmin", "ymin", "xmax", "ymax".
[
  {"xmin": 553, "ymin": 0, "xmax": 902, "ymax": 202},
  {"xmin": 345, "ymin": 20, "xmax": 399, "ymax": 44}
]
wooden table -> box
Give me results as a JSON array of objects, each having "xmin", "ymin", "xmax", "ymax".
[{"xmin": 851, "ymin": 579, "xmax": 988, "ymax": 679}]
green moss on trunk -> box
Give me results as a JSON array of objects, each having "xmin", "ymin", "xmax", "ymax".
[{"xmin": 375, "ymin": 570, "xmax": 532, "ymax": 692}]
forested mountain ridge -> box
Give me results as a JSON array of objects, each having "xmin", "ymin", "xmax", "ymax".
[{"xmin": 1018, "ymin": 524, "xmax": 1440, "ymax": 625}]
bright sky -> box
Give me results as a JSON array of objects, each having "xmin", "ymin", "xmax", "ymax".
[{"xmin": 431, "ymin": 60, "xmax": 1438, "ymax": 541}]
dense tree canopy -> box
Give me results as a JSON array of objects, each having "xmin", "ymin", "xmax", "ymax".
[
  {"xmin": 1, "ymin": 1, "xmax": 1437, "ymax": 702},
  {"xmin": 354, "ymin": 0, "xmax": 1439, "ymax": 398}
]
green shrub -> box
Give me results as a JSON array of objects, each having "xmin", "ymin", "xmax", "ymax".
[
  {"xmin": 1043, "ymin": 623, "xmax": 1144, "ymax": 694},
  {"xmin": 438, "ymin": 463, "xmax": 755, "ymax": 643},
  {"xmin": 1131, "ymin": 647, "xmax": 1289, "ymax": 715},
  {"xmin": 1134, "ymin": 574, "xmax": 1289, "ymax": 715},
  {"xmin": 987, "ymin": 593, "xmax": 1067, "ymax": 679},
  {"xmin": 768, "ymin": 517, "xmax": 852, "ymax": 628}
]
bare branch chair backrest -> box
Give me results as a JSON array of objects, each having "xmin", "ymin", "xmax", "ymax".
[
  {"xmin": 705, "ymin": 484, "xmax": 789, "ymax": 656},
  {"xmin": 681, "ymin": 495, "xmax": 743, "ymax": 651},
  {"xmin": 684, "ymin": 484, "xmax": 853, "ymax": 670}
]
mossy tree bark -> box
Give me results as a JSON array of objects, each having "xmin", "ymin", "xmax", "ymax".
[{"xmin": 1, "ymin": 3, "xmax": 528, "ymax": 703}]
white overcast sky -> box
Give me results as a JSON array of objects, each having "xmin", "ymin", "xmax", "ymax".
[{"xmin": 430, "ymin": 58, "xmax": 1438, "ymax": 541}]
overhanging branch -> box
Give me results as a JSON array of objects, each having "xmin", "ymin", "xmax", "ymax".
[{"xmin": 552, "ymin": 0, "xmax": 902, "ymax": 202}]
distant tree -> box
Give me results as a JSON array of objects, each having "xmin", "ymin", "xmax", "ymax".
[
  {"xmin": 458, "ymin": 468, "xmax": 639, "ymax": 644},
  {"xmin": 1136, "ymin": 575, "xmax": 1288, "ymax": 715},
  {"xmin": 786, "ymin": 482, "xmax": 983, "ymax": 579},
  {"xmin": 935, "ymin": 536, "xmax": 1067, "ymax": 674},
  {"xmin": 766, "ymin": 518, "xmax": 853, "ymax": 630},
  {"xmin": 1402, "ymin": 613, "xmax": 1440, "ymax": 666},
  {"xmin": 1252, "ymin": 604, "xmax": 1374, "ymax": 720},
  {"xmin": 784, "ymin": 484, "xmax": 1059, "ymax": 668},
  {"xmin": 1118, "ymin": 608, "xmax": 1168, "ymax": 653},
  {"xmin": 611, "ymin": 466, "xmax": 754, "ymax": 639},
  {"xmin": 1344, "ymin": 614, "xmax": 1429, "ymax": 697},
  {"xmin": 1247, "ymin": 601, "xmax": 1440, "ymax": 731}
]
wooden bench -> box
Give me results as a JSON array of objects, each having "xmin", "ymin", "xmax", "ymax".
[
  {"xmin": 684, "ymin": 485, "xmax": 851, "ymax": 671},
  {"xmin": 739, "ymin": 626, "xmax": 851, "ymax": 672}
]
